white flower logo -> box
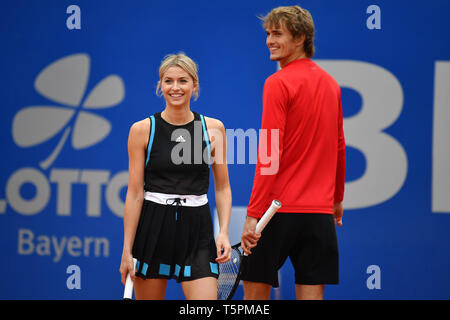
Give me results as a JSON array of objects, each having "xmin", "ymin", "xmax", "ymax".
[{"xmin": 12, "ymin": 53, "xmax": 125, "ymax": 169}]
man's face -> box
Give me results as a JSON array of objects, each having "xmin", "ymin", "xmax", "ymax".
[{"xmin": 266, "ymin": 22, "xmax": 304, "ymax": 66}]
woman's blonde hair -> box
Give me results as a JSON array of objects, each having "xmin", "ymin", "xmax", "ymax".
[
  {"xmin": 260, "ymin": 5, "xmax": 315, "ymax": 58},
  {"xmin": 156, "ymin": 52, "xmax": 200, "ymax": 101}
]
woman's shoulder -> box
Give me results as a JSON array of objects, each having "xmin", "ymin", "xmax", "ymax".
[
  {"xmin": 202, "ymin": 115, "xmax": 225, "ymax": 131},
  {"xmin": 128, "ymin": 117, "xmax": 151, "ymax": 144},
  {"xmin": 130, "ymin": 117, "xmax": 151, "ymax": 132}
]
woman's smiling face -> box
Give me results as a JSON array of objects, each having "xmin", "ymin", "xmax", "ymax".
[{"xmin": 160, "ymin": 66, "xmax": 198, "ymax": 108}]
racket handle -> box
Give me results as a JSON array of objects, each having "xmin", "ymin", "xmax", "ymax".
[
  {"xmin": 243, "ymin": 200, "xmax": 282, "ymax": 257},
  {"xmin": 255, "ymin": 200, "xmax": 281, "ymax": 233},
  {"xmin": 123, "ymin": 258, "xmax": 137, "ymax": 300}
]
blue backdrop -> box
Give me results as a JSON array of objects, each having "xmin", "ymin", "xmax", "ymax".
[{"xmin": 1, "ymin": 0, "xmax": 449, "ymax": 299}]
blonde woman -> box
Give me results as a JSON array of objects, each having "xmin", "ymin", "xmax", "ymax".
[{"xmin": 120, "ymin": 53, "xmax": 232, "ymax": 300}]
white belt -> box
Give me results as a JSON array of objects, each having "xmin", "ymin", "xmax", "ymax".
[{"xmin": 144, "ymin": 191, "xmax": 208, "ymax": 207}]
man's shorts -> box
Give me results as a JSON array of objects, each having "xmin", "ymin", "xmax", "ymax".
[{"xmin": 240, "ymin": 212, "xmax": 339, "ymax": 287}]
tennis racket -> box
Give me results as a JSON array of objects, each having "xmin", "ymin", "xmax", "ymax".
[
  {"xmin": 217, "ymin": 199, "xmax": 282, "ymax": 300},
  {"xmin": 123, "ymin": 258, "xmax": 137, "ymax": 300}
]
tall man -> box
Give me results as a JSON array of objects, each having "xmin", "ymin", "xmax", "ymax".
[{"xmin": 240, "ymin": 5, "xmax": 346, "ymax": 300}]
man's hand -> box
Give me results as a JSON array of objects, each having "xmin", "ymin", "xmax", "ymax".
[
  {"xmin": 333, "ymin": 202, "xmax": 343, "ymax": 227},
  {"xmin": 240, "ymin": 216, "xmax": 261, "ymax": 255}
]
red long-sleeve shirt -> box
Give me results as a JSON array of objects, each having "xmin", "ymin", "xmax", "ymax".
[{"xmin": 247, "ymin": 59, "xmax": 346, "ymax": 218}]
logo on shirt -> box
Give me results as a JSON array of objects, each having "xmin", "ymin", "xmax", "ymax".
[{"xmin": 175, "ymin": 135, "xmax": 186, "ymax": 143}]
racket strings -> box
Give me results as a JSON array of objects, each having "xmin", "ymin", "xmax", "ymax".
[{"xmin": 217, "ymin": 246, "xmax": 242, "ymax": 300}]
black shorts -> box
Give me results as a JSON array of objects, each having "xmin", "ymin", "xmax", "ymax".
[
  {"xmin": 240, "ymin": 213, "xmax": 339, "ymax": 287},
  {"xmin": 132, "ymin": 200, "xmax": 219, "ymax": 282}
]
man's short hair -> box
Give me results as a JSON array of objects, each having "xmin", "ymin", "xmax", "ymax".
[{"xmin": 260, "ymin": 5, "xmax": 315, "ymax": 58}]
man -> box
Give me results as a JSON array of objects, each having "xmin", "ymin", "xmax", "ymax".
[{"xmin": 240, "ymin": 5, "xmax": 346, "ymax": 300}]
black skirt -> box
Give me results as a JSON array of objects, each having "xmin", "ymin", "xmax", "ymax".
[{"xmin": 132, "ymin": 199, "xmax": 219, "ymax": 282}]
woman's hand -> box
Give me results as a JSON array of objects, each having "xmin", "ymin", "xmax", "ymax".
[
  {"xmin": 119, "ymin": 250, "xmax": 135, "ymax": 285},
  {"xmin": 215, "ymin": 232, "xmax": 231, "ymax": 263}
]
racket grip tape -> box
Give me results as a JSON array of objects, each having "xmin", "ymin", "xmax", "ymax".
[
  {"xmin": 123, "ymin": 258, "xmax": 137, "ymax": 300},
  {"xmin": 255, "ymin": 200, "xmax": 282, "ymax": 233}
]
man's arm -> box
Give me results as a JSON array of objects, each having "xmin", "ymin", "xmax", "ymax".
[
  {"xmin": 241, "ymin": 75, "xmax": 288, "ymax": 254},
  {"xmin": 247, "ymin": 74, "xmax": 288, "ymax": 218},
  {"xmin": 334, "ymin": 92, "xmax": 346, "ymax": 226}
]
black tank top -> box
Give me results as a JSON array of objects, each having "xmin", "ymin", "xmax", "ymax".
[{"xmin": 144, "ymin": 111, "xmax": 210, "ymax": 195}]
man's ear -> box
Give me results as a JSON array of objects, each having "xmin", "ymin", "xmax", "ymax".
[{"xmin": 295, "ymin": 34, "xmax": 306, "ymax": 48}]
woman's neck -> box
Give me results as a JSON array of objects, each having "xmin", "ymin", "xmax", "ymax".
[{"xmin": 161, "ymin": 105, "xmax": 194, "ymax": 125}]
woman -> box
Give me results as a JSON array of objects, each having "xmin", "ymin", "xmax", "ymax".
[{"xmin": 119, "ymin": 53, "xmax": 232, "ymax": 300}]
